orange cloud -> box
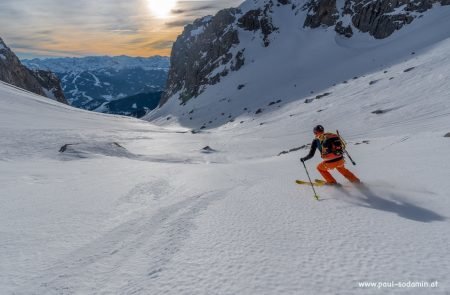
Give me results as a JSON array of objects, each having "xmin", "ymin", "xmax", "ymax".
[{"xmin": 0, "ymin": 0, "xmax": 244, "ymax": 58}]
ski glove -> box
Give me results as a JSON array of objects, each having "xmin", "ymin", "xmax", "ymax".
[{"xmin": 300, "ymin": 157, "xmax": 306, "ymax": 163}]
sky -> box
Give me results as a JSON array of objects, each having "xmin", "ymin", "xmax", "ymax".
[{"xmin": 0, "ymin": 0, "xmax": 244, "ymax": 59}]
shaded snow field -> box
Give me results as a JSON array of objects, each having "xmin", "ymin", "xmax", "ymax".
[{"xmin": 1, "ymin": 20, "xmax": 450, "ymax": 295}]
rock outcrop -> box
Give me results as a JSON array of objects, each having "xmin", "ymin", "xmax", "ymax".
[
  {"xmin": 303, "ymin": 0, "xmax": 339, "ymax": 28},
  {"xmin": 32, "ymin": 70, "xmax": 68, "ymax": 104},
  {"xmin": 0, "ymin": 37, "xmax": 67, "ymax": 104},
  {"xmin": 0, "ymin": 38, "xmax": 46, "ymax": 96},
  {"xmin": 161, "ymin": 9, "xmax": 242, "ymax": 106},
  {"xmin": 238, "ymin": 3, "xmax": 279, "ymax": 47},
  {"xmin": 303, "ymin": 0, "xmax": 450, "ymax": 39},
  {"xmin": 161, "ymin": 0, "xmax": 292, "ymax": 106}
]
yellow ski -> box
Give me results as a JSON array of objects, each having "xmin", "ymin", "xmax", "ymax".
[{"xmin": 295, "ymin": 180, "xmax": 325, "ymax": 187}]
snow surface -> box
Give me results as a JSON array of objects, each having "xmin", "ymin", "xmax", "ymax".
[
  {"xmin": 42, "ymin": 87, "xmax": 56, "ymax": 100},
  {"xmin": 1, "ymin": 3, "xmax": 450, "ymax": 293},
  {"xmin": 191, "ymin": 26, "xmax": 206, "ymax": 37},
  {"xmin": 89, "ymin": 72, "xmax": 102, "ymax": 87},
  {"xmin": 1, "ymin": 28, "xmax": 450, "ymax": 293}
]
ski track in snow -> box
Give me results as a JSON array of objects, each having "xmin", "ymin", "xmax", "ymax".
[
  {"xmin": 2, "ymin": 59, "xmax": 450, "ymax": 293},
  {"xmin": 2, "ymin": 8, "xmax": 450, "ymax": 294},
  {"xmin": 24, "ymin": 189, "xmax": 232, "ymax": 295}
]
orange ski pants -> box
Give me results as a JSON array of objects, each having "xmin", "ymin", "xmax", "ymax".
[{"xmin": 317, "ymin": 158, "xmax": 360, "ymax": 184}]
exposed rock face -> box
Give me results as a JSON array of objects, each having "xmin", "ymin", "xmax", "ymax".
[
  {"xmin": 0, "ymin": 38, "xmax": 46, "ymax": 96},
  {"xmin": 32, "ymin": 70, "xmax": 68, "ymax": 104},
  {"xmin": 303, "ymin": 0, "xmax": 339, "ymax": 28},
  {"xmin": 349, "ymin": 0, "xmax": 414, "ymax": 39},
  {"xmin": 335, "ymin": 21, "xmax": 354, "ymax": 37},
  {"xmin": 303, "ymin": 0, "xmax": 449, "ymax": 39},
  {"xmin": 161, "ymin": 1, "xmax": 289, "ymax": 106},
  {"xmin": 238, "ymin": 3, "xmax": 279, "ymax": 47},
  {"xmin": 161, "ymin": 9, "xmax": 242, "ymax": 106},
  {"xmin": 0, "ymin": 37, "xmax": 67, "ymax": 104}
]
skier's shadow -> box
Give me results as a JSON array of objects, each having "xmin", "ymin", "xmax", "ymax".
[{"xmin": 349, "ymin": 184, "xmax": 445, "ymax": 223}]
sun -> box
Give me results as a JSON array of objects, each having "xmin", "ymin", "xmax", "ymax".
[{"xmin": 147, "ymin": 0, "xmax": 177, "ymax": 18}]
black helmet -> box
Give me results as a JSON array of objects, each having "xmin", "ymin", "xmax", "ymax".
[{"xmin": 313, "ymin": 125, "xmax": 324, "ymax": 133}]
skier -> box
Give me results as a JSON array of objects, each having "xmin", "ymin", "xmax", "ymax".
[{"xmin": 300, "ymin": 125, "xmax": 360, "ymax": 185}]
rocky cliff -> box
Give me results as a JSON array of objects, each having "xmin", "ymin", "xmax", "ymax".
[
  {"xmin": 161, "ymin": 9, "xmax": 242, "ymax": 106},
  {"xmin": 160, "ymin": 0, "xmax": 449, "ymax": 107},
  {"xmin": 0, "ymin": 38, "xmax": 46, "ymax": 96},
  {"xmin": 32, "ymin": 70, "xmax": 68, "ymax": 104},
  {"xmin": 304, "ymin": 0, "xmax": 450, "ymax": 39},
  {"xmin": 161, "ymin": 1, "xmax": 283, "ymax": 106},
  {"xmin": 0, "ymin": 37, "xmax": 67, "ymax": 104}
]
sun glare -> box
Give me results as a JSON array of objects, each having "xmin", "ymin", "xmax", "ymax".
[{"xmin": 147, "ymin": 0, "xmax": 177, "ymax": 18}]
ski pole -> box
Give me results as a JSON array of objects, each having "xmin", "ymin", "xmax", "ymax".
[
  {"xmin": 336, "ymin": 130, "xmax": 356, "ymax": 166},
  {"xmin": 302, "ymin": 161, "xmax": 319, "ymax": 200}
]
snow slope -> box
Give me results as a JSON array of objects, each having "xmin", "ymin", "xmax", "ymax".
[
  {"xmin": 146, "ymin": 3, "xmax": 450, "ymax": 131},
  {"xmin": 1, "ymin": 35, "xmax": 450, "ymax": 294}
]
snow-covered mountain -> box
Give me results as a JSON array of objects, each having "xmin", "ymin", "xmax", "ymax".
[
  {"xmin": 147, "ymin": 0, "xmax": 450, "ymax": 130},
  {"xmin": 23, "ymin": 56, "xmax": 169, "ymax": 110},
  {"xmin": 0, "ymin": 37, "xmax": 67, "ymax": 104},
  {"xmin": 1, "ymin": 29, "xmax": 450, "ymax": 292},
  {"xmin": 2, "ymin": 0, "xmax": 450, "ymax": 293}
]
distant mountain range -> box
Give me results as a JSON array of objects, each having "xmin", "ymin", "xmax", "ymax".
[{"xmin": 23, "ymin": 56, "xmax": 170, "ymax": 113}]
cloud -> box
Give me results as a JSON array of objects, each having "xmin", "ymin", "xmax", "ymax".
[
  {"xmin": 171, "ymin": 4, "xmax": 217, "ymax": 15},
  {"xmin": 166, "ymin": 1, "xmax": 244, "ymax": 28},
  {"xmin": 146, "ymin": 40, "xmax": 174, "ymax": 50},
  {"xmin": 0, "ymin": 0, "xmax": 245, "ymax": 58},
  {"xmin": 129, "ymin": 37, "xmax": 149, "ymax": 45},
  {"xmin": 13, "ymin": 43, "xmax": 87, "ymax": 59},
  {"xmin": 0, "ymin": 4, "xmax": 23, "ymax": 18},
  {"xmin": 107, "ymin": 24, "xmax": 143, "ymax": 35},
  {"xmin": 165, "ymin": 2, "xmax": 223, "ymax": 28},
  {"xmin": 35, "ymin": 30, "xmax": 54, "ymax": 36},
  {"xmin": 171, "ymin": 9, "xmax": 186, "ymax": 14},
  {"xmin": 165, "ymin": 19, "xmax": 195, "ymax": 28},
  {"xmin": 6, "ymin": 34, "xmax": 59, "ymax": 46}
]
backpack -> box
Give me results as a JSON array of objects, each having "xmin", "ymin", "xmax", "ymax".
[{"xmin": 320, "ymin": 133, "xmax": 344, "ymax": 156}]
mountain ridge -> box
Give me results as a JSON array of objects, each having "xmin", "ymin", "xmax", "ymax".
[
  {"xmin": 0, "ymin": 37, "xmax": 67, "ymax": 104},
  {"xmin": 146, "ymin": 0, "xmax": 450, "ymax": 129}
]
